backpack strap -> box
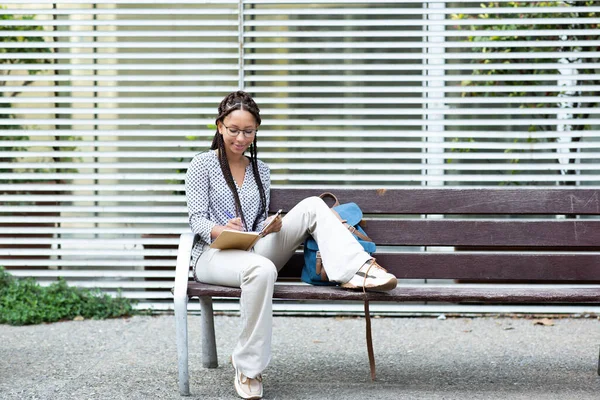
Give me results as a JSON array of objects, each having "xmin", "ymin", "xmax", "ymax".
[
  {"xmin": 319, "ymin": 192, "xmax": 373, "ymax": 243},
  {"xmin": 319, "ymin": 191, "xmax": 376, "ymax": 380},
  {"xmin": 362, "ymin": 260, "xmax": 377, "ymax": 381},
  {"xmin": 319, "ymin": 192, "xmax": 340, "ymax": 207},
  {"xmin": 315, "ymin": 251, "xmax": 328, "ymax": 281},
  {"xmin": 330, "ymin": 208, "xmax": 374, "ymax": 243}
]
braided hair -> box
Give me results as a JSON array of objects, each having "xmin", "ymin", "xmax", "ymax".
[{"xmin": 210, "ymin": 90, "xmax": 267, "ymax": 231}]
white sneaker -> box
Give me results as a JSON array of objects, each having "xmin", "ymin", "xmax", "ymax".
[
  {"xmin": 340, "ymin": 259, "xmax": 397, "ymax": 291},
  {"xmin": 234, "ymin": 367, "xmax": 263, "ymax": 399}
]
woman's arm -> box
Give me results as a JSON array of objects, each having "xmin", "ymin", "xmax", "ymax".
[{"xmin": 185, "ymin": 155, "xmax": 218, "ymax": 243}]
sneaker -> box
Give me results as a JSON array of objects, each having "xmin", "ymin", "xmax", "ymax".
[
  {"xmin": 340, "ymin": 259, "xmax": 397, "ymax": 291},
  {"xmin": 234, "ymin": 367, "xmax": 263, "ymax": 399}
]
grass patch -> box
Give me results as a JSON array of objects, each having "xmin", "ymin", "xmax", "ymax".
[{"xmin": 0, "ymin": 267, "xmax": 137, "ymax": 326}]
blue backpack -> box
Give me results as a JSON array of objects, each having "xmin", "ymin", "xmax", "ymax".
[{"xmin": 301, "ymin": 193, "xmax": 376, "ymax": 286}]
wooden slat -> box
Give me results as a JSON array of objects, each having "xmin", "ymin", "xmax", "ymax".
[
  {"xmin": 270, "ymin": 188, "xmax": 600, "ymax": 215},
  {"xmin": 187, "ymin": 282, "xmax": 600, "ymax": 304},
  {"xmin": 277, "ymin": 253, "xmax": 600, "ymax": 281},
  {"xmin": 362, "ymin": 220, "xmax": 600, "ymax": 247}
]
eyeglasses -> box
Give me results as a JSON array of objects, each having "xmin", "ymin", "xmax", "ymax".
[{"xmin": 223, "ymin": 124, "xmax": 257, "ymax": 138}]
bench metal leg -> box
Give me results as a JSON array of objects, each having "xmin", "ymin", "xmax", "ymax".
[
  {"xmin": 175, "ymin": 293, "xmax": 190, "ymax": 396},
  {"xmin": 200, "ymin": 296, "xmax": 218, "ymax": 368}
]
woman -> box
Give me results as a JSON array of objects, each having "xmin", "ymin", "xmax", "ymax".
[{"xmin": 185, "ymin": 90, "xmax": 397, "ymax": 399}]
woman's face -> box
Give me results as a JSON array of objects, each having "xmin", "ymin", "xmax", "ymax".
[{"xmin": 218, "ymin": 109, "xmax": 258, "ymax": 159}]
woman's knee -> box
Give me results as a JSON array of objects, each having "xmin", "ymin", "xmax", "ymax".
[
  {"xmin": 241, "ymin": 258, "xmax": 277, "ymax": 286},
  {"xmin": 299, "ymin": 196, "xmax": 328, "ymax": 211}
]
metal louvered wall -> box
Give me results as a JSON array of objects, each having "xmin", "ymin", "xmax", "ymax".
[{"xmin": 1, "ymin": 1, "xmax": 599, "ymax": 312}]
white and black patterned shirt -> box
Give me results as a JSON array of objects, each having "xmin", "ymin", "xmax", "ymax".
[{"xmin": 185, "ymin": 150, "xmax": 271, "ymax": 267}]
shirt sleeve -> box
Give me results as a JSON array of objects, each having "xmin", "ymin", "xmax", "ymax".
[
  {"xmin": 185, "ymin": 154, "xmax": 216, "ymax": 244},
  {"xmin": 255, "ymin": 162, "xmax": 271, "ymax": 232}
]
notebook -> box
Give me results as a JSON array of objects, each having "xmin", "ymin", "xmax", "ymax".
[{"xmin": 210, "ymin": 210, "xmax": 282, "ymax": 251}]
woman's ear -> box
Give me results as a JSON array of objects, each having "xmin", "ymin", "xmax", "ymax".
[{"xmin": 216, "ymin": 120, "xmax": 224, "ymax": 135}]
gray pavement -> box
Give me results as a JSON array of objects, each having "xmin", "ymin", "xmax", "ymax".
[{"xmin": 1, "ymin": 314, "xmax": 600, "ymax": 400}]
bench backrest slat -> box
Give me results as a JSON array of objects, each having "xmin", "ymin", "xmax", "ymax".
[
  {"xmin": 365, "ymin": 220, "xmax": 600, "ymax": 247},
  {"xmin": 277, "ymin": 253, "xmax": 600, "ymax": 282},
  {"xmin": 270, "ymin": 188, "xmax": 600, "ymax": 215}
]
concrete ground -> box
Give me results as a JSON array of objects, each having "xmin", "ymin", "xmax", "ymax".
[{"xmin": 1, "ymin": 314, "xmax": 600, "ymax": 400}]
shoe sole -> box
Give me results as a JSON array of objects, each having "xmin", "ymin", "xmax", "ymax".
[{"xmin": 340, "ymin": 278, "xmax": 397, "ymax": 292}]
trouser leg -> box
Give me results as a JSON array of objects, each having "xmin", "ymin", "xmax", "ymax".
[
  {"xmin": 195, "ymin": 248, "xmax": 277, "ymax": 378},
  {"xmin": 254, "ymin": 196, "xmax": 371, "ymax": 283}
]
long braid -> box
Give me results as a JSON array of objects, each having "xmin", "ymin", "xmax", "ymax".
[
  {"xmin": 210, "ymin": 91, "xmax": 267, "ymax": 231},
  {"xmin": 216, "ymin": 133, "xmax": 248, "ymax": 230}
]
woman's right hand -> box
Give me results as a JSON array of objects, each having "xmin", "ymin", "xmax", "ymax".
[
  {"xmin": 224, "ymin": 217, "xmax": 244, "ymax": 232},
  {"xmin": 211, "ymin": 217, "xmax": 244, "ymax": 240}
]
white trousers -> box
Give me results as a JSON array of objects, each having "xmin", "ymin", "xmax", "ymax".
[{"xmin": 195, "ymin": 196, "xmax": 371, "ymax": 378}]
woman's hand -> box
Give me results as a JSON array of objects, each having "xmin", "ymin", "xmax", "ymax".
[
  {"xmin": 210, "ymin": 217, "xmax": 245, "ymax": 240},
  {"xmin": 224, "ymin": 217, "xmax": 244, "ymax": 232},
  {"xmin": 261, "ymin": 214, "xmax": 282, "ymax": 236}
]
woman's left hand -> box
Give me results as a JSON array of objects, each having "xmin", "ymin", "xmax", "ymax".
[{"xmin": 261, "ymin": 214, "xmax": 282, "ymax": 236}]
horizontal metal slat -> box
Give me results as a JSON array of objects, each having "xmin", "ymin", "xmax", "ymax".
[
  {"xmin": 6, "ymin": 40, "xmax": 600, "ymax": 50},
  {"xmin": 0, "ymin": 30, "xmax": 238, "ymax": 38},
  {"xmin": 245, "ymin": 51, "xmax": 600, "ymax": 60},
  {"xmin": 0, "ymin": 259, "xmax": 176, "ymax": 267},
  {"xmin": 6, "ymin": 5, "xmax": 596, "ymax": 16},
  {"xmin": 0, "ymin": 195, "xmax": 184, "ymax": 203},
  {"xmin": 0, "ymin": 183, "xmax": 184, "ymax": 191},
  {"xmin": 245, "ymin": 62, "xmax": 600, "ymax": 71},
  {"xmin": 4, "ymin": 29, "xmax": 597, "ymax": 39},
  {"xmin": 0, "ymin": 206, "xmax": 186, "ymax": 213},
  {"xmin": 245, "ymin": 17, "xmax": 598, "ymax": 27},
  {"xmin": 4, "ymin": 20, "xmax": 239, "ymax": 27},
  {"xmin": 246, "ymin": 0, "xmax": 592, "ymax": 4},
  {"xmin": 3, "ymin": 163, "xmax": 600, "ymax": 175},
  {"xmin": 9, "ymin": 270, "xmax": 176, "ymax": 279},
  {"xmin": 3, "ymin": 118, "xmax": 600, "ymax": 127},
  {"xmin": 4, "ymin": 139, "xmax": 600, "ymax": 150},
  {"xmin": 5, "ymin": 105, "xmax": 599, "ymax": 115},
  {"xmin": 0, "ymin": 228, "xmax": 187, "ymax": 235},
  {"xmin": 4, "ymin": 95, "xmax": 600, "ymax": 104},
  {"xmin": 3, "ymin": 152, "xmax": 600, "ymax": 161},
  {"xmin": 3, "ymin": 129, "xmax": 600, "ymax": 139},
  {"xmin": 245, "ymin": 28, "xmax": 600, "ymax": 38},
  {"xmin": 2, "ymin": 174, "xmax": 600, "ymax": 183},
  {"xmin": 5, "ymin": 84, "xmax": 595, "ymax": 92},
  {"xmin": 0, "ymin": 65, "xmax": 239, "ymax": 71},
  {"xmin": 0, "ymin": 0, "xmax": 237, "ymax": 3},
  {"xmin": 6, "ymin": 73, "xmax": 599, "ymax": 83},
  {"xmin": 245, "ymin": 6, "xmax": 600, "ymax": 15},
  {"xmin": 0, "ymin": 249, "xmax": 177, "ymax": 256},
  {"xmin": 36, "ymin": 281, "xmax": 174, "ymax": 290},
  {"xmin": 0, "ymin": 238, "xmax": 179, "ymax": 245},
  {"xmin": 0, "ymin": 8, "xmax": 238, "ymax": 16}
]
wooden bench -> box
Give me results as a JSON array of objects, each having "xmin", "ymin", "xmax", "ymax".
[{"xmin": 173, "ymin": 188, "xmax": 600, "ymax": 396}]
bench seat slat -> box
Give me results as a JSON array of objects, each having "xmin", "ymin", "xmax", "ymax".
[{"xmin": 188, "ymin": 282, "xmax": 600, "ymax": 304}]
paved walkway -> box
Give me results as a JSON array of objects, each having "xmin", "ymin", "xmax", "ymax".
[{"xmin": 1, "ymin": 314, "xmax": 600, "ymax": 399}]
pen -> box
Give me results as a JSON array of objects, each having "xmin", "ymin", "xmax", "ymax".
[{"xmin": 224, "ymin": 210, "xmax": 245, "ymax": 231}]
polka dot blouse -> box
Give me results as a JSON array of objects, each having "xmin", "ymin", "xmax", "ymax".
[{"xmin": 185, "ymin": 150, "xmax": 271, "ymax": 267}]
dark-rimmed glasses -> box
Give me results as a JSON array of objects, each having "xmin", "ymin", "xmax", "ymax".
[{"xmin": 223, "ymin": 124, "xmax": 257, "ymax": 138}]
